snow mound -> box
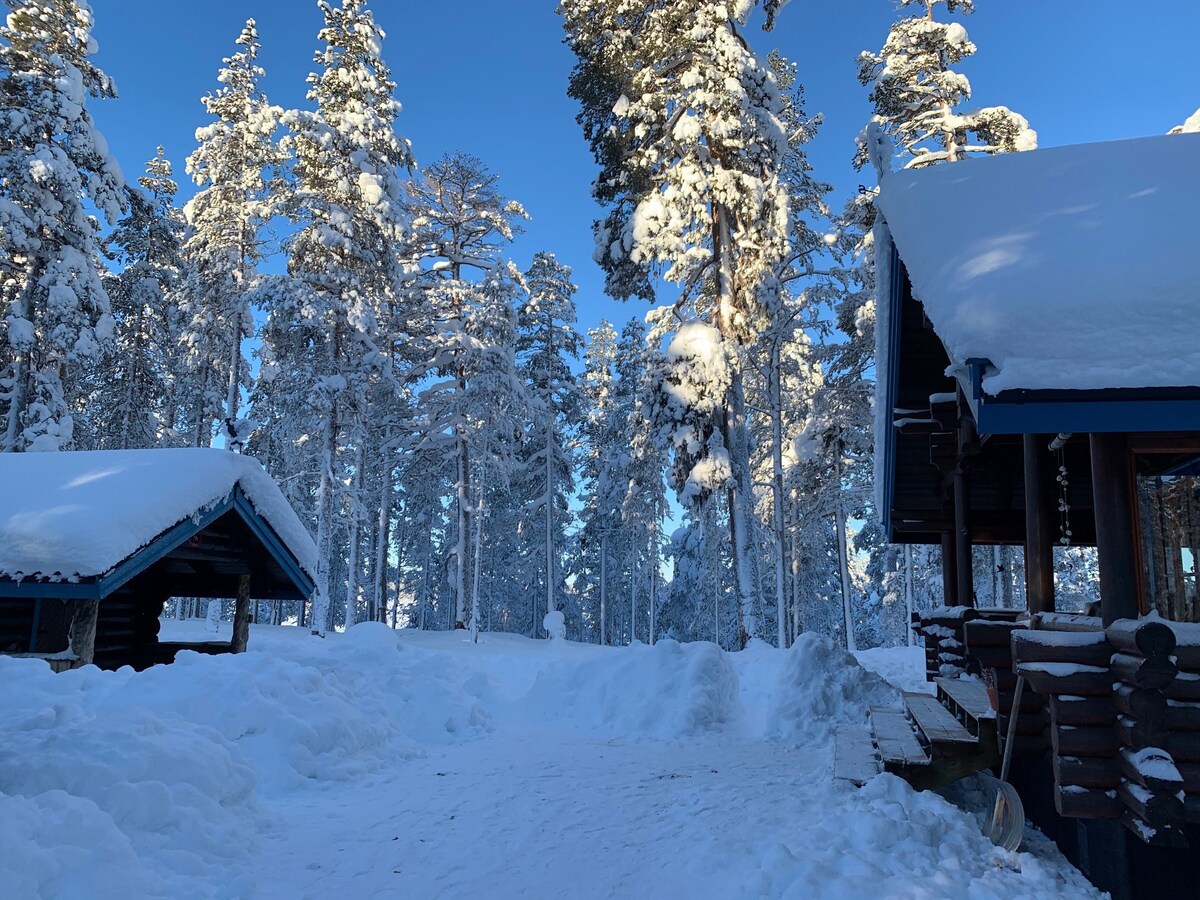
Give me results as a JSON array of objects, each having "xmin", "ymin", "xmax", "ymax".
[
  {"xmin": 766, "ymin": 633, "xmax": 902, "ymax": 745},
  {"xmin": 756, "ymin": 773, "xmax": 1100, "ymax": 899},
  {"xmin": 0, "ymin": 657, "xmax": 261, "ymax": 898},
  {"xmin": 543, "ymin": 609, "xmax": 566, "ymax": 640},
  {"xmin": 522, "ymin": 639, "xmax": 740, "ymax": 738}
]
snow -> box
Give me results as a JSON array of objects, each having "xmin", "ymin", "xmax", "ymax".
[
  {"xmin": 1, "ymin": 623, "xmax": 1101, "ymax": 898},
  {"xmin": 0, "ymin": 448, "xmax": 316, "ymax": 582},
  {"xmin": 856, "ymin": 644, "xmax": 937, "ymax": 696},
  {"xmin": 876, "ymin": 133, "xmax": 1200, "ymax": 394}
]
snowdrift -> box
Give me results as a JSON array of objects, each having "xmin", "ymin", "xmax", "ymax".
[{"xmin": 521, "ymin": 638, "xmax": 740, "ymax": 738}]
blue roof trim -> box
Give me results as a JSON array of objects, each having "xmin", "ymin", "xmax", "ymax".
[
  {"xmin": 232, "ymin": 488, "xmax": 316, "ymax": 598},
  {"xmin": 882, "ymin": 241, "xmax": 903, "ymax": 535},
  {"xmin": 0, "ymin": 488, "xmax": 314, "ymax": 601},
  {"xmin": 966, "ymin": 359, "xmax": 1200, "ymax": 435}
]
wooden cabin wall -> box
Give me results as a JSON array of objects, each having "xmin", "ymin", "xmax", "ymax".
[
  {"xmin": 0, "ymin": 598, "xmax": 70, "ymax": 655},
  {"xmin": 92, "ymin": 586, "xmax": 166, "ymax": 670}
]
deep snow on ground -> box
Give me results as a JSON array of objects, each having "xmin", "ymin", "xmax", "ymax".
[{"xmin": 1, "ymin": 623, "xmax": 1101, "ymax": 899}]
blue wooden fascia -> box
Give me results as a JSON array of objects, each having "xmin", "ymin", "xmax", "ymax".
[
  {"xmin": 0, "ymin": 488, "xmax": 315, "ymax": 604},
  {"xmin": 966, "ymin": 359, "xmax": 1200, "ymax": 436},
  {"xmin": 231, "ymin": 488, "xmax": 316, "ymax": 599},
  {"xmin": 882, "ymin": 241, "xmax": 904, "ymax": 536}
]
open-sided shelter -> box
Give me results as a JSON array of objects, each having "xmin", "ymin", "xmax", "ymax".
[{"xmin": 0, "ymin": 448, "xmax": 316, "ymax": 670}]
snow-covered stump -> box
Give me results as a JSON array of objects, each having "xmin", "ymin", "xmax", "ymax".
[{"xmin": 543, "ymin": 610, "xmax": 566, "ymax": 642}]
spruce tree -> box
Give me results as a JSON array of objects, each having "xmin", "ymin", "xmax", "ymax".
[
  {"xmin": 179, "ymin": 19, "xmax": 285, "ymax": 448},
  {"xmin": 91, "ymin": 147, "xmax": 186, "ymax": 450},
  {"xmin": 274, "ymin": 0, "xmax": 414, "ymax": 634},
  {"xmin": 518, "ymin": 251, "xmax": 583, "ymax": 637},
  {"xmin": 402, "ymin": 152, "xmax": 527, "ymax": 630},
  {"xmin": 0, "ymin": 0, "xmax": 125, "ymax": 452}
]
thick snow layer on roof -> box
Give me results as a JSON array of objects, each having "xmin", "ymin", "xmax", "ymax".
[
  {"xmin": 0, "ymin": 448, "xmax": 316, "ymax": 582},
  {"xmin": 877, "ymin": 134, "xmax": 1200, "ymax": 394}
]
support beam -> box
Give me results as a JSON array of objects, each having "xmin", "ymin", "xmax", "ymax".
[
  {"xmin": 1089, "ymin": 433, "xmax": 1141, "ymax": 625},
  {"xmin": 954, "ymin": 468, "xmax": 975, "ymax": 607},
  {"xmin": 232, "ymin": 573, "xmax": 251, "ymax": 653},
  {"xmin": 69, "ymin": 600, "xmax": 100, "ymax": 665},
  {"xmin": 1023, "ymin": 434, "xmax": 1057, "ymax": 615},
  {"xmin": 941, "ymin": 532, "xmax": 958, "ymax": 606}
]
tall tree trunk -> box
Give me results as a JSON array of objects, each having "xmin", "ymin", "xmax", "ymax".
[
  {"xmin": 769, "ymin": 337, "xmax": 787, "ymax": 648},
  {"xmin": 454, "ymin": 431, "xmax": 472, "ymax": 628},
  {"xmin": 342, "ymin": 444, "xmax": 364, "ymax": 630},
  {"xmin": 834, "ymin": 477, "xmax": 857, "ymax": 653},
  {"xmin": 311, "ymin": 407, "xmax": 337, "ymax": 635},
  {"xmin": 904, "ymin": 545, "xmax": 915, "ymax": 646},
  {"xmin": 470, "ymin": 467, "xmax": 485, "ymax": 643},
  {"xmin": 600, "ymin": 535, "xmax": 607, "ymax": 646}
]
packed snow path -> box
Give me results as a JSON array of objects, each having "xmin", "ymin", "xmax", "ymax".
[{"xmin": 2, "ymin": 624, "xmax": 1101, "ymax": 899}]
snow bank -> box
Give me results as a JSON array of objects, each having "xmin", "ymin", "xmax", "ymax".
[
  {"xmin": 0, "ymin": 622, "xmax": 490, "ymax": 897},
  {"xmin": 766, "ymin": 634, "xmax": 902, "ymax": 745},
  {"xmin": 522, "ymin": 639, "xmax": 740, "ymax": 738},
  {"xmin": 0, "ymin": 448, "xmax": 317, "ymax": 581},
  {"xmin": 855, "ymin": 645, "xmax": 934, "ymax": 696},
  {"xmin": 757, "ymin": 774, "xmax": 1099, "ymax": 899}
]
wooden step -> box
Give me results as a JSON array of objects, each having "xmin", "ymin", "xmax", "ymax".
[
  {"xmin": 935, "ymin": 676, "xmax": 996, "ymax": 737},
  {"xmin": 834, "ymin": 723, "xmax": 882, "ymax": 786},
  {"xmin": 903, "ymin": 692, "xmax": 978, "ymax": 746},
  {"xmin": 871, "ymin": 706, "xmax": 931, "ymax": 767}
]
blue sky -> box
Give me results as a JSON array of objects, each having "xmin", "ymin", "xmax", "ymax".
[{"xmin": 89, "ymin": 0, "xmax": 1200, "ymax": 338}]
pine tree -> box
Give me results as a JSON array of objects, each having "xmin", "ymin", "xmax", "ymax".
[
  {"xmin": 273, "ymin": 0, "xmax": 414, "ymax": 634},
  {"xmin": 0, "ymin": 0, "xmax": 125, "ymax": 452},
  {"xmin": 856, "ymin": 0, "xmax": 1036, "ymax": 169},
  {"xmin": 88, "ymin": 148, "xmax": 185, "ymax": 450},
  {"xmin": 402, "ymin": 152, "xmax": 527, "ymax": 631},
  {"xmin": 561, "ymin": 0, "xmax": 791, "ymax": 645},
  {"xmin": 179, "ymin": 19, "xmax": 285, "ymax": 449},
  {"xmin": 518, "ymin": 251, "xmax": 583, "ymax": 637}
]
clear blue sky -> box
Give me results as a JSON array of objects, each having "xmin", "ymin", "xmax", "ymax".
[{"xmin": 89, "ymin": 1, "xmax": 1200, "ymax": 337}]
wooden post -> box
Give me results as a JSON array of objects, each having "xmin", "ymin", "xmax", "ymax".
[
  {"xmin": 1024, "ymin": 434, "xmax": 1057, "ymax": 614},
  {"xmin": 69, "ymin": 600, "xmax": 100, "ymax": 665},
  {"xmin": 232, "ymin": 573, "xmax": 251, "ymax": 653},
  {"xmin": 954, "ymin": 467, "xmax": 975, "ymax": 607},
  {"xmin": 1089, "ymin": 433, "xmax": 1141, "ymax": 625},
  {"xmin": 941, "ymin": 531, "xmax": 958, "ymax": 606}
]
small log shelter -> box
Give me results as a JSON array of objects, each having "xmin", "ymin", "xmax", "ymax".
[
  {"xmin": 0, "ymin": 449, "xmax": 316, "ymax": 671},
  {"xmin": 849, "ymin": 132, "xmax": 1200, "ymax": 899}
]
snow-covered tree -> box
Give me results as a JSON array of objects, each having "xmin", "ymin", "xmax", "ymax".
[
  {"xmin": 90, "ymin": 147, "xmax": 186, "ymax": 449},
  {"xmin": 270, "ymin": 0, "xmax": 414, "ymax": 634},
  {"xmin": 178, "ymin": 19, "xmax": 284, "ymax": 448},
  {"xmin": 561, "ymin": 0, "xmax": 791, "ymax": 646},
  {"xmin": 518, "ymin": 251, "xmax": 583, "ymax": 637},
  {"xmin": 856, "ymin": 0, "xmax": 1036, "ymax": 169},
  {"xmin": 0, "ymin": 0, "xmax": 125, "ymax": 452},
  {"xmin": 403, "ymin": 151, "xmax": 527, "ymax": 631},
  {"xmin": 1168, "ymin": 107, "xmax": 1200, "ymax": 134}
]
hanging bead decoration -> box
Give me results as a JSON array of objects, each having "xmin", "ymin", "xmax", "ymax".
[{"xmin": 1056, "ymin": 447, "xmax": 1072, "ymax": 546}]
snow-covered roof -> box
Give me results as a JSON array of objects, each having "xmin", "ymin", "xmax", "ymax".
[
  {"xmin": 0, "ymin": 449, "xmax": 317, "ymax": 583},
  {"xmin": 876, "ymin": 133, "xmax": 1200, "ymax": 395}
]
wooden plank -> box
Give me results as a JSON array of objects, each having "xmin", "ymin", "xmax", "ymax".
[
  {"xmin": 902, "ymin": 693, "xmax": 977, "ymax": 746},
  {"xmin": 871, "ymin": 707, "xmax": 930, "ymax": 766},
  {"xmin": 834, "ymin": 723, "xmax": 882, "ymax": 786},
  {"xmin": 935, "ymin": 676, "xmax": 995, "ymax": 729}
]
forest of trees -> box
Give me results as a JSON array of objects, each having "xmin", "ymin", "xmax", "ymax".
[{"xmin": 8, "ymin": 0, "xmax": 1182, "ymax": 650}]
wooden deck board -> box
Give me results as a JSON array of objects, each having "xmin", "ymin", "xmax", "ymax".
[
  {"xmin": 903, "ymin": 692, "xmax": 978, "ymax": 746},
  {"xmin": 834, "ymin": 723, "xmax": 882, "ymax": 785},
  {"xmin": 871, "ymin": 707, "xmax": 930, "ymax": 766},
  {"xmin": 935, "ymin": 677, "xmax": 996, "ymax": 725}
]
